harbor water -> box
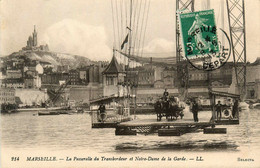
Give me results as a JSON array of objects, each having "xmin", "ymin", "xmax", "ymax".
[{"xmin": 1, "ymin": 109, "xmax": 260, "ymax": 167}]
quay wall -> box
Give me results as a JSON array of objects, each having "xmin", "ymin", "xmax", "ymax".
[
  {"xmin": 15, "ymin": 84, "xmax": 103, "ymax": 106},
  {"xmin": 15, "ymin": 89, "xmax": 48, "ymax": 106},
  {"xmin": 68, "ymin": 86, "xmax": 102, "ymax": 105}
]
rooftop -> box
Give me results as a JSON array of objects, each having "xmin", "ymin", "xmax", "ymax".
[{"xmin": 103, "ymin": 56, "xmax": 124, "ymax": 74}]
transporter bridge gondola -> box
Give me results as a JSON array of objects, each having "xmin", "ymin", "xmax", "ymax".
[{"xmin": 115, "ymin": 91, "xmax": 240, "ymax": 136}]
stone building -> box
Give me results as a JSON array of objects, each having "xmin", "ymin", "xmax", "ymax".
[
  {"xmin": 57, "ymin": 65, "xmax": 70, "ymax": 73},
  {"xmin": 69, "ymin": 69, "xmax": 80, "ymax": 85},
  {"xmin": 6, "ymin": 69, "xmax": 22, "ymax": 79},
  {"xmin": 79, "ymin": 68, "xmax": 89, "ymax": 85},
  {"xmin": 1, "ymin": 78, "xmax": 24, "ymax": 88},
  {"xmin": 22, "ymin": 25, "xmax": 49, "ymax": 51},
  {"xmin": 138, "ymin": 68, "xmax": 155, "ymax": 88},
  {"xmin": 162, "ymin": 67, "xmax": 175, "ymax": 88},
  {"xmin": 24, "ymin": 75, "xmax": 41, "ymax": 88},
  {"xmin": 26, "ymin": 25, "xmax": 37, "ymax": 48},
  {"xmin": 0, "ymin": 88, "xmax": 15, "ymax": 104},
  {"xmin": 41, "ymin": 72, "xmax": 69, "ymax": 85}
]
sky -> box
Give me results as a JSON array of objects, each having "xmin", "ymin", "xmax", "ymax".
[{"xmin": 0, "ymin": 0, "xmax": 259, "ymax": 62}]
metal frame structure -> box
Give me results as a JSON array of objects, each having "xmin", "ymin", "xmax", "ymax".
[
  {"xmin": 115, "ymin": 119, "xmax": 239, "ymax": 136},
  {"xmin": 175, "ymin": 0, "xmax": 194, "ymax": 100},
  {"xmin": 226, "ymin": 0, "xmax": 247, "ymax": 99}
]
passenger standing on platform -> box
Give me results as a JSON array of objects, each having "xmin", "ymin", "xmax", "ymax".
[
  {"xmin": 215, "ymin": 101, "xmax": 222, "ymax": 120},
  {"xmin": 98, "ymin": 102, "xmax": 106, "ymax": 122},
  {"xmin": 155, "ymin": 98, "xmax": 162, "ymax": 121},
  {"xmin": 232, "ymin": 99, "xmax": 239, "ymax": 119},
  {"xmin": 163, "ymin": 89, "xmax": 169, "ymax": 101},
  {"xmin": 191, "ymin": 99, "xmax": 199, "ymax": 122}
]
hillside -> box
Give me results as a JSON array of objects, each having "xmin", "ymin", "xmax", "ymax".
[{"xmin": 3, "ymin": 50, "xmax": 98, "ymax": 69}]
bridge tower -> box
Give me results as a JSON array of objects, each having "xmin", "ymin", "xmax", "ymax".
[
  {"xmin": 175, "ymin": 0, "xmax": 194, "ymax": 100},
  {"xmin": 226, "ymin": 0, "xmax": 247, "ymax": 99}
]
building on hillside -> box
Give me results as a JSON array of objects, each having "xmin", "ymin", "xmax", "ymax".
[
  {"xmin": 39, "ymin": 44, "xmax": 49, "ymax": 51},
  {"xmin": 40, "ymin": 61, "xmax": 53, "ymax": 68},
  {"xmin": 24, "ymin": 69, "xmax": 38, "ymax": 78},
  {"xmin": 79, "ymin": 68, "xmax": 89, "ymax": 85},
  {"xmin": 79, "ymin": 69, "xmax": 87, "ymax": 80},
  {"xmin": 138, "ymin": 68, "xmax": 155, "ymax": 88},
  {"xmin": 229, "ymin": 59, "xmax": 260, "ymax": 99},
  {"xmin": 22, "ymin": 25, "xmax": 49, "ymax": 51},
  {"xmin": 35, "ymin": 63, "xmax": 44, "ymax": 74},
  {"xmin": 211, "ymin": 62, "xmax": 233, "ymax": 85},
  {"xmin": 41, "ymin": 72, "xmax": 69, "ymax": 85},
  {"xmin": 98, "ymin": 61, "xmax": 109, "ymax": 84},
  {"xmin": 88, "ymin": 65, "xmax": 100, "ymax": 84},
  {"xmin": 154, "ymin": 67, "xmax": 164, "ymax": 81},
  {"xmin": 162, "ymin": 67, "xmax": 175, "ymax": 88},
  {"xmin": 137, "ymin": 65, "xmax": 175, "ymax": 88},
  {"xmin": 57, "ymin": 65, "xmax": 70, "ymax": 73},
  {"xmin": 163, "ymin": 75, "xmax": 174, "ymax": 88},
  {"xmin": 154, "ymin": 80, "xmax": 164, "ymax": 88},
  {"xmin": 87, "ymin": 62, "xmax": 108, "ymax": 85},
  {"xmin": 24, "ymin": 75, "xmax": 41, "ymax": 88},
  {"xmin": 24, "ymin": 63, "xmax": 44, "ymax": 75},
  {"xmin": 1, "ymin": 78, "xmax": 24, "ymax": 88},
  {"xmin": 6, "ymin": 69, "xmax": 22, "ymax": 79},
  {"xmin": 69, "ymin": 69, "xmax": 80, "ymax": 85},
  {"xmin": 0, "ymin": 88, "xmax": 15, "ymax": 104},
  {"xmin": 188, "ymin": 62, "xmax": 233, "ymax": 88},
  {"xmin": 27, "ymin": 25, "xmax": 37, "ymax": 48},
  {"xmin": 126, "ymin": 70, "xmax": 139, "ymax": 87}
]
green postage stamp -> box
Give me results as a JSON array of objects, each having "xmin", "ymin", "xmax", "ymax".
[{"xmin": 179, "ymin": 9, "xmax": 219, "ymax": 58}]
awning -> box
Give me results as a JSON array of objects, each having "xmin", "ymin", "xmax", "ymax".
[
  {"xmin": 89, "ymin": 95, "xmax": 117, "ymax": 104},
  {"xmin": 210, "ymin": 90, "xmax": 240, "ymax": 98},
  {"xmin": 90, "ymin": 95, "xmax": 134, "ymax": 105}
]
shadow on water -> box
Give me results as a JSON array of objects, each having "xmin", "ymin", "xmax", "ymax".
[{"xmin": 114, "ymin": 140, "xmax": 239, "ymax": 152}]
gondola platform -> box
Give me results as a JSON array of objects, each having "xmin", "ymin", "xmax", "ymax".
[
  {"xmin": 92, "ymin": 116, "xmax": 133, "ymax": 128},
  {"xmin": 115, "ymin": 111, "xmax": 239, "ymax": 136}
]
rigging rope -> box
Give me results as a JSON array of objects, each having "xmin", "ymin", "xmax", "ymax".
[
  {"xmin": 111, "ymin": 0, "xmax": 116, "ymax": 48},
  {"xmin": 141, "ymin": 0, "xmax": 151, "ymax": 57},
  {"xmin": 115, "ymin": 0, "xmax": 121, "ymax": 49},
  {"xmin": 120, "ymin": 0, "xmax": 124, "ymax": 48},
  {"xmin": 110, "ymin": 0, "xmax": 152, "ymax": 68},
  {"xmin": 132, "ymin": 0, "xmax": 143, "ymax": 56},
  {"xmin": 137, "ymin": 0, "xmax": 147, "ymax": 57}
]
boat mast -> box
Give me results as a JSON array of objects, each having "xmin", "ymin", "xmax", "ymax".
[
  {"xmin": 126, "ymin": 0, "xmax": 133, "ymax": 115},
  {"xmin": 126, "ymin": 0, "xmax": 133, "ymax": 84}
]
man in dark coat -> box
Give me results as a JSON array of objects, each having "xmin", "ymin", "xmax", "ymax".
[
  {"xmin": 98, "ymin": 102, "xmax": 106, "ymax": 122},
  {"xmin": 154, "ymin": 99, "xmax": 162, "ymax": 121},
  {"xmin": 232, "ymin": 99, "xmax": 239, "ymax": 119},
  {"xmin": 191, "ymin": 99, "xmax": 199, "ymax": 122},
  {"xmin": 215, "ymin": 101, "xmax": 222, "ymax": 120},
  {"xmin": 163, "ymin": 89, "xmax": 169, "ymax": 101}
]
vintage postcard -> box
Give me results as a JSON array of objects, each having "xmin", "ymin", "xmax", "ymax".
[{"xmin": 1, "ymin": 0, "xmax": 260, "ymax": 168}]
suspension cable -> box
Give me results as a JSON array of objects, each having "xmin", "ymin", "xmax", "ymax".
[{"xmin": 141, "ymin": 0, "xmax": 151, "ymax": 57}]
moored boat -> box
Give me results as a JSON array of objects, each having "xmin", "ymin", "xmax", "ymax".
[{"xmin": 38, "ymin": 111, "xmax": 60, "ymax": 116}]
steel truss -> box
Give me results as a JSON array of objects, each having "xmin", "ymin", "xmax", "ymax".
[
  {"xmin": 226, "ymin": 0, "xmax": 247, "ymax": 98},
  {"xmin": 176, "ymin": 0, "xmax": 194, "ymax": 100}
]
